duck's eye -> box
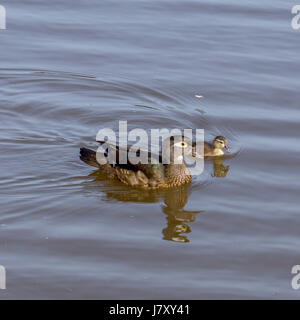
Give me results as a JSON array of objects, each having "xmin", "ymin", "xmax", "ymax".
[
  {"xmin": 174, "ymin": 141, "xmax": 188, "ymax": 148},
  {"xmin": 181, "ymin": 142, "xmax": 187, "ymax": 147}
]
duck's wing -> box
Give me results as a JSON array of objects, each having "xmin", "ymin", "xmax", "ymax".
[
  {"xmin": 96, "ymin": 141, "xmax": 164, "ymax": 183},
  {"xmin": 97, "ymin": 140, "xmax": 162, "ymax": 165}
]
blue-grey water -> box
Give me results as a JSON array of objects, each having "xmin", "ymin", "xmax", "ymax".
[{"xmin": 0, "ymin": 0, "xmax": 300, "ymax": 299}]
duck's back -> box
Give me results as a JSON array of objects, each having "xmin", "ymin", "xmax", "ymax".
[{"xmin": 204, "ymin": 141, "xmax": 214, "ymax": 156}]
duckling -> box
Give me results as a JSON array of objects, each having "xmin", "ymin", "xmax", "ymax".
[
  {"xmin": 204, "ymin": 136, "xmax": 230, "ymax": 157},
  {"xmin": 80, "ymin": 136, "xmax": 195, "ymax": 189}
]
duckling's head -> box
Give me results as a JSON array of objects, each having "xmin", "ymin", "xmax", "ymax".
[{"xmin": 213, "ymin": 136, "xmax": 230, "ymax": 151}]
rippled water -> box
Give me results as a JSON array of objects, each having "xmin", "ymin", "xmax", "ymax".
[{"xmin": 0, "ymin": 0, "xmax": 300, "ymax": 299}]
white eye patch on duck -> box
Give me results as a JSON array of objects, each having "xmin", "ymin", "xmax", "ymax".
[{"xmin": 174, "ymin": 141, "xmax": 188, "ymax": 148}]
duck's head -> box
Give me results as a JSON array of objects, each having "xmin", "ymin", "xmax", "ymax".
[
  {"xmin": 163, "ymin": 135, "xmax": 195, "ymax": 163},
  {"xmin": 213, "ymin": 136, "xmax": 230, "ymax": 151}
]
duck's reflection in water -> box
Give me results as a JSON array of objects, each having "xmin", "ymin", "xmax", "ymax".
[
  {"xmin": 161, "ymin": 186, "xmax": 202, "ymax": 243},
  {"xmin": 85, "ymin": 157, "xmax": 229, "ymax": 243},
  {"xmin": 211, "ymin": 157, "xmax": 230, "ymax": 178}
]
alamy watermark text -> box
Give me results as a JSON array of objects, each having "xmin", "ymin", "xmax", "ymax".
[
  {"xmin": 292, "ymin": 5, "xmax": 300, "ymax": 30},
  {"xmin": 0, "ymin": 265, "xmax": 6, "ymax": 289},
  {"xmin": 0, "ymin": 5, "xmax": 6, "ymax": 29}
]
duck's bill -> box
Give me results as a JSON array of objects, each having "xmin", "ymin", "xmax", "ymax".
[
  {"xmin": 192, "ymin": 145, "xmax": 204, "ymax": 159},
  {"xmin": 225, "ymin": 145, "xmax": 230, "ymax": 151},
  {"xmin": 191, "ymin": 144, "xmax": 199, "ymax": 158},
  {"xmin": 192, "ymin": 147, "xmax": 197, "ymax": 157}
]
